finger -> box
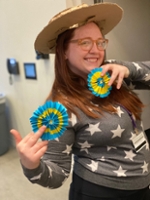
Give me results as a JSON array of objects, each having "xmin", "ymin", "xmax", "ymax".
[
  {"xmin": 23, "ymin": 132, "xmax": 34, "ymax": 143},
  {"xmin": 34, "ymin": 145, "xmax": 48, "ymax": 160},
  {"xmin": 108, "ymin": 71, "xmax": 118, "ymax": 86},
  {"xmin": 116, "ymin": 72, "xmax": 124, "ymax": 89},
  {"xmin": 31, "ymin": 141, "xmax": 48, "ymax": 153},
  {"xmin": 28, "ymin": 126, "xmax": 47, "ymax": 146},
  {"xmin": 101, "ymin": 66, "xmax": 108, "ymax": 76},
  {"xmin": 10, "ymin": 129, "xmax": 22, "ymax": 144}
]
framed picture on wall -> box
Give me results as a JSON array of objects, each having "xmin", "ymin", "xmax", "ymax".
[{"xmin": 24, "ymin": 63, "xmax": 37, "ymax": 80}]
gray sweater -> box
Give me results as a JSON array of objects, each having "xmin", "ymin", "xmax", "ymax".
[{"xmin": 22, "ymin": 61, "xmax": 150, "ymax": 190}]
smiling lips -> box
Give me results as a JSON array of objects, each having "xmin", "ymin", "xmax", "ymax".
[{"xmin": 86, "ymin": 58, "xmax": 99, "ymax": 63}]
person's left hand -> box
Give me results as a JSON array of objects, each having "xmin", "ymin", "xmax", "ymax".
[{"xmin": 101, "ymin": 64, "xmax": 129, "ymax": 89}]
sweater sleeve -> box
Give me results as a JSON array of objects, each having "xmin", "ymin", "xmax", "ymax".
[
  {"xmin": 21, "ymin": 126, "xmax": 75, "ymax": 189},
  {"xmin": 106, "ymin": 60, "xmax": 150, "ymax": 90}
]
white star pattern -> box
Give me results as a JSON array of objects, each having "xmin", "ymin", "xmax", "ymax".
[
  {"xmin": 78, "ymin": 141, "xmax": 93, "ymax": 154},
  {"xmin": 96, "ymin": 156, "xmax": 105, "ymax": 161},
  {"xmin": 128, "ymin": 82, "xmax": 136, "ymax": 90},
  {"xmin": 54, "ymin": 138, "xmax": 59, "ymax": 142},
  {"xmin": 124, "ymin": 150, "xmax": 136, "ymax": 161},
  {"xmin": 107, "ymin": 146, "xmax": 117, "ymax": 151},
  {"xmin": 80, "ymin": 148, "xmax": 89, "ymax": 154},
  {"xmin": 78, "ymin": 141, "xmax": 93, "ymax": 148},
  {"xmin": 69, "ymin": 113, "xmax": 77, "ymax": 126},
  {"xmin": 87, "ymin": 160, "xmax": 98, "ymax": 172},
  {"xmin": 141, "ymin": 161, "xmax": 149, "ymax": 173},
  {"xmin": 113, "ymin": 166, "xmax": 127, "ymax": 177},
  {"xmin": 30, "ymin": 173, "xmax": 42, "ymax": 181},
  {"xmin": 62, "ymin": 144, "xmax": 73, "ymax": 155},
  {"xmin": 144, "ymin": 74, "xmax": 150, "ymax": 81},
  {"xmin": 86, "ymin": 122, "xmax": 101, "ymax": 136},
  {"xmin": 26, "ymin": 60, "xmax": 150, "ymax": 190},
  {"xmin": 116, "ymin": 106, "xmax": 124, "ymax": 117},
  {"xmin": 62, "ymin": 169, "xmax": 69, "ymax": 177},
  {"xmin": 48, "ymin": 166, "xmax": 53, "ymax": 177},
  {"xmin": 129, "ymin": 132, "xmax": 135, "ymax": 141},
  {"xmin": 132, "ymin": 62, "xmax": 141, "ymax": 70},
  {"xmin": 111, "ymin": 125, "xmax": 125, "ymax": 139}
]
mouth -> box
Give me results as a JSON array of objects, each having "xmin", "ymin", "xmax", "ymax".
[{"xmin": 85, "ymin": 58, "xmax": 98, "ymax": 63}]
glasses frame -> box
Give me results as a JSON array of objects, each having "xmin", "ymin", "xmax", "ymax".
[{"xmin": 70, "ymin": 37, "xmax": 108, "ymax": 51}]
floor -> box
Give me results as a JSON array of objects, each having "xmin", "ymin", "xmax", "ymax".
[{"xmin": 0, "ymin": 147, "xmax": 72, "ymax": 200}]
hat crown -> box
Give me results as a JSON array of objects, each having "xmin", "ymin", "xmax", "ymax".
[{"xmin": 50, "ymin": 4, "xmax": 88, "ymax": 23}]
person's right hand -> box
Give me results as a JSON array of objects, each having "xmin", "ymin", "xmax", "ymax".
[{"xmin": 10, "ymin": 126, "xmax": 48, "ymax": 169}]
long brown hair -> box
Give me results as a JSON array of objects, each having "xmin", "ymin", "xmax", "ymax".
[{"xmin": 46, "ymin": 27, "xmax": 144, "ymax": 120}]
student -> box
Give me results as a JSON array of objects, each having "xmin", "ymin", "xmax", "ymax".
[{"xmin": 11, "ymin": 2, "xmax": 150, "ymax": 200}]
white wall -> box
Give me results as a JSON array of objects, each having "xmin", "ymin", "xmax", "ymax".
[
  {"xmin": 104, "ymin": 0, "xmax": 150, "ymax": 130},
  {"xmin": 0, "ymin": 0, "xmax": 66, "ymax": 143},
  {"xmin": 66, "ymin": 0, "xmax": 94, "ymax": 7},
  {"xmin": 104, "ymin": 0, "xmax": 150, "ymax": 61}
]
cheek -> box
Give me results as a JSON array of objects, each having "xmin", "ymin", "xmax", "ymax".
[
  {"xmin": 101, "ymin": 50, "xmax": 105, "ymax": 57},
  {"xmin": 66, "ymin": 47, "xmax": 83, "ymax": 63},
  {"xmin": 100, "ymin": 51, "xmax": 105, "ymax": 62},
  {"xmin": 65, "ymin": 44, "xmax": 77, "ymax": 59}
]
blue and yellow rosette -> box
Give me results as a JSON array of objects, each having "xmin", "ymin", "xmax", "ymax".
[
  {"xmin": 30, "ymin": 101, "xmax": 69, "ymax": 140},
  {"xmin": 87, "ymin": 68, "xmax": 112, "ymax": 98}
]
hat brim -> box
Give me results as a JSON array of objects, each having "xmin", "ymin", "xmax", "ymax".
[{"xmin": 34, "ymin": 3, "xmax": 123, "ymax": 54}]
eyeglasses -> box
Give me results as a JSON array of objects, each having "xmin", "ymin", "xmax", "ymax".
[{"xmin": 70, "ymin": 37, "xmax": 108, "ymax": 51}]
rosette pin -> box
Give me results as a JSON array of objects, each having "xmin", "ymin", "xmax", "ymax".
[
  {"xmin": 87, "ymin": 68, "xmax": 112, "ymax": 98},
  {"xmin": 30, "ymin": 101, "xmax": 69, "ymax": 140}
]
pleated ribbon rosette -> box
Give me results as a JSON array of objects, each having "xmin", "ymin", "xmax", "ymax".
[
  {"xmin": 30, "ymin": 101, "xmax": 69, "ymax": 140},
  {"xmin": 87, "ymin": 68, "xmax": 112, "ymax": 98}
]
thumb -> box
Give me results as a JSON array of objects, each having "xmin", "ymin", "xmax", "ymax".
[{"xmin": 10, "ymin": 129, "xmax": 22, "ymax": 144}]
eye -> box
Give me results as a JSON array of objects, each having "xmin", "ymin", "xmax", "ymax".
[
  {"xmin": 80, "ymin": 39, "xmax": 91, "ymax": 46},
  {"xmin": 97, "ymin": 40, "xmax": 106, "ymax": 47}
]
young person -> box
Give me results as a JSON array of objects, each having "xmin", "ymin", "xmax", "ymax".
[{"xmin": 11, "ymin": 3, "xmax": 150, "ymax": 200}]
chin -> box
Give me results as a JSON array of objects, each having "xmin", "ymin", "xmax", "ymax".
[{"xmin": 89, "ymin": 66, "xmax": 99, "ymax": 70}]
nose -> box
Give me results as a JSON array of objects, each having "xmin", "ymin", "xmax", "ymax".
[{"xmin": 89, "ymin": 41, "xmax": 100, "ymax": 53}]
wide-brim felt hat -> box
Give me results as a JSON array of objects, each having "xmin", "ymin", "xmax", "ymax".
[{"xmin": 34, "ymin": 3, "xmax": 123, "ymax": 54}]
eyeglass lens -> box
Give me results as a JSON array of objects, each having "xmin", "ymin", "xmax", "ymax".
[{"xmin": 79, "ymin": 38, "xmax": 107, "ymax": 51}]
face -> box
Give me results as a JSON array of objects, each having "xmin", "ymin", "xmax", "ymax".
[{"xmin": 65, "ymin": 22, "xmax": 105, "ymax": 77}]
